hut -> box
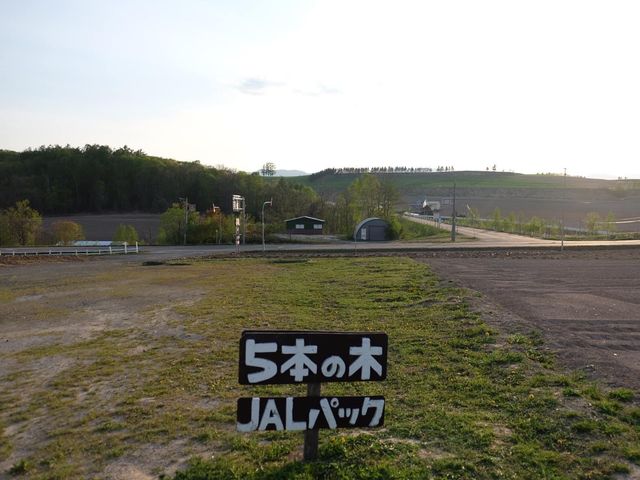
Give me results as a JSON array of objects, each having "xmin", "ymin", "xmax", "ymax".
[
  {"xmin": 353, "ymin": 217, "xmax": 389, "ymax": 241},
  {"xmin": 285, "ymin": 216, "xmax": 326, "ymax": 235}
]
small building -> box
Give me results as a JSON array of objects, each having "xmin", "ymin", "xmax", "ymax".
[
  {"xmin": 421, "ymin": 199, "xmax": 441, "ymax": 216},
  {"xmin": 285, "ymin": 216, "xmax": 326, "ymax": 235},
  {"xmin": 353, "ymin": 217, "xmax": 390, "ymax": 241}
]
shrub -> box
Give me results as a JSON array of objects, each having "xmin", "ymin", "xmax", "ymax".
[
  {"xmin": 52, "ymin": 220, "xmax": 85, "ymax": 245},
  {"xmin": 113, "ymin": 224, "xmax": 139, "ymax": 244}
]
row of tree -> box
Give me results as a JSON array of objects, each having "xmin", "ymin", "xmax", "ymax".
[
  {"xmin": 309, "ymin": 166, "xmax": 453, "ymax": 179},
  {"xmin": 154, "ymin": 173, "xmax": 401, "ymax": 243},
  {"xmin": 462, "ymin": 207, "xmax": 619, "ymax": 237},
  {"xmin": 0, "ymin": 200, "xmax": 140, "ymax": 246}
]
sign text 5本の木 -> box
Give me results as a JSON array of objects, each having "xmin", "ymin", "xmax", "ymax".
[{"xmin": 238, "ymin": 331, "xmax": 388, "ymax": 385}]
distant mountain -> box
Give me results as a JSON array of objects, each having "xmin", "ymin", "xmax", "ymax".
[{"xmin": 275, "ymin": 169, "xmax": 307, "ymax": 177}]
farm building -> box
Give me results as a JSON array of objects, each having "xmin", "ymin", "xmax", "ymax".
[
  {"xmin": 353, "ymin": 217, "xmax": 390, "ymax": 241},
  {"xmin": 285, "ymin": 216, "xmax": 326, "ymax": 235}
]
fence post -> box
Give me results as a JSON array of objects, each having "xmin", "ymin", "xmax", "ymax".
[
  {"xmin": 135, "ymin": 242, "xmax": 139, "ymax": 253},
  {"xmin": 124, "ymin": 242, "xmax": 128, "ymax": 254},
  {"xmin": 109, "ymin": 246, "xmax": 112, "ymax": 255}
]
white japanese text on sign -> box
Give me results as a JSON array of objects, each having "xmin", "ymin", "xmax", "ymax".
[{"xmin": 238, "ymin": 331, "xmax": 388, "ymax": 385}]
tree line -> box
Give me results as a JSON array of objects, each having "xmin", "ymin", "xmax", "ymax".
[
  {"xmin": 461, "ymin": 207, "xmax": 621, "ymax": 238},
  {"xmin": 0, "ymin": 199, "xmax": 140, "ymax": 246},
  {"xmin": 0, "ymin": 145, "xmax": 319, "ymax": 221},
  {"xmin": 157, "ymin": 173, "xmax": 402, "ymax": 244},
  {"xmin": 309, "ymin": 166, "xmax": 455, "ymax": 179},
  {"xmin": 1, "ymin": 146, "xmax": 404, "ymax": 245}
]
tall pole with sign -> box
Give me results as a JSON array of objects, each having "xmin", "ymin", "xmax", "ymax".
[
  {"xmin": 237, "ymin": 330, "xmax": 388, "ymax": 460},
  {"xmin": 232, "ymin": 195, "xmax": 245, "ymax": 252}
]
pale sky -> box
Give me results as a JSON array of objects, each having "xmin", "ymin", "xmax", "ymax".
[{"xmin": 1, "ymin": 0, "xmax": 640, "ymax": 179}]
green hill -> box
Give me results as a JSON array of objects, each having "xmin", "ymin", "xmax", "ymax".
[{"xmin": 290, "ymin": 170, "xmax": 638, "ymax": 199}]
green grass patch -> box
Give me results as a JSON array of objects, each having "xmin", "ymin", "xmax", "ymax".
[
  {"xmin": 0, "ymin": 290, "xmax": 17, "ymax": 304},
  {"xmin": 396, "ymin": 216, "xmax": 449, "ymax": 241},
  {"xmin": 608, "ymin": 388, "xmax": 634, "ymax": 402},
  {"xmin": 1, "ymin": 258, "xmax": 638, "ymax": 479},
  {"xmin": 0, "ymin": 419, "xmax": 11, "ymax": 462},
  {"xmin": 294, "ymin": 171, "xmax": 631, "ymax": 197}
]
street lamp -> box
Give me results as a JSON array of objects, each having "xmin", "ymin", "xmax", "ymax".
[{"xmin": 262, "ymin": 199, "xmax": 273, "ymax": 251}]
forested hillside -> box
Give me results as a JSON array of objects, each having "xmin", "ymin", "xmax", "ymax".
[{"xmin": 0, "ymin": 145, "xmax": 319, "ymax": 221}]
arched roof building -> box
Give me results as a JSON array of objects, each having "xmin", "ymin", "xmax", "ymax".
[{"xmin": 353, "ymin": 217, "xmax": 390, "ymax": 241}]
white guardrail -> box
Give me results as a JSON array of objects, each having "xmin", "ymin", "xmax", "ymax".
[{"xmin": 0, "ymin": 242, "xmax": 140, "ymax": 257}]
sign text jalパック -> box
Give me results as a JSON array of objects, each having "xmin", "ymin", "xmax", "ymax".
[
  {"xmin": 238, "ymin": 331, "xmax": 388, "ymax": 385},
  {"xmin": 237, "ymin": 395, "xmax": 385, "ymax": 432}
]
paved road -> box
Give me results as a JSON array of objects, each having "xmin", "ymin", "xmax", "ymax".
[
  {"xmin": 403, "ymin": 213, "xmax": 640, "ymax": 248},
  {"xmin": 2, "ymin": 219, "xmax": 640, "ymax": 265}
]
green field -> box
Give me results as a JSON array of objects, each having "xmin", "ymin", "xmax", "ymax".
[
  {"xmin": 0, "ymin": 258, "xmax": 638, "ymax": 479},
  {"xmin": 288, "ymin": 171, "xmax": 638, "ymax": 199}
]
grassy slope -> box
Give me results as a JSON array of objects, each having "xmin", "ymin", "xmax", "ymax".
[
  {"xmin": 0, "ymin": 258, "xmax": 638, "ymax": 479},
  {"xmin": 288, "ymin": 171, "xmax": 635, "ymax": 198}
]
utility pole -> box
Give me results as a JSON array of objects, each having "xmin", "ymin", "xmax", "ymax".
[
  {"xmin": 242, "ymin": 199, "xmax": 246, "ymax": 245},
  {"xmin": 179, "ymin": 197, "xmax": 188, "ymax": 245},
  {"xmin": 184, "ymin": 197, "xmax": 188, "ymax": 246},
  {"xmin": 561, "ymin": 168, "xmax": 566, "ymax": 252},
  {"xmin": 451, "ymin": 182, "xmax": 457, "ymax": 242}
]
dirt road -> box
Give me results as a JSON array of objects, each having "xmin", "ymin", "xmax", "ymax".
[{"xmin": 425, "ymin": 249, "xmax": 640, "ymax": 392}]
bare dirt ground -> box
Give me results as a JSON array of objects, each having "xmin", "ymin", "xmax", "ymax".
[
  {"xmin": 453, "ymin": 195, "xmax": 640, "ymax": 233},
  {"xmin": 423, "ymin": 248, "xmax": 640, "ymax": 392},
  {"xmin": 0, "ymin": 259, "xmax": 211, "ymax": 478}
]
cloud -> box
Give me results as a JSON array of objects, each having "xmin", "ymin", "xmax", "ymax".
[
  {"xmin": 236, "ymin": 78, "xmax": 340, "ymax": 97},
  {"xmin": 236, "ymin": 78, "xmax": 285, "ymax": 95},
  {"xmin": 293, "ymin": 83, "xmax": 341, "ymax": 97}
]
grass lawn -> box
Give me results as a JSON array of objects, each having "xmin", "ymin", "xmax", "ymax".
[
  {"xmin": 0, "ymin": 258, "xmax": 638, "ymax": 479},
  {"xmin": 397, "ymin": 217, "xmax": 450, "ymax": 242}
]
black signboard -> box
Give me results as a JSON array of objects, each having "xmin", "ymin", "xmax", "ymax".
[
  {"xmin": 237, "ymin": 395, "xmax": 385, "ymax": 432},
  {"xmin": 239, "ymin": 330, "xmax": 388, "ymax": 385}
]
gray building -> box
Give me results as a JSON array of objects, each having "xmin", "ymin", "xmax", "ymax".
[
  {"xmin": 353, "ymin": 217, "xmax": 389, "ymax": 241},
  {"xmin": 285, "ymin": 216, "xmax": 325, "ymax": 235}
]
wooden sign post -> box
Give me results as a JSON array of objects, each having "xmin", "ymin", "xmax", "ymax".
[{"xmin": 237, "ymin": 330, "xmax": 388, "ymax": 460}]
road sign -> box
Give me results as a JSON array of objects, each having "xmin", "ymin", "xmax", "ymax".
[
  {"xmin": 239, "ymin": 331, "xmax": 388, "ymax": 385},
  {"xmin": 232, "ymin": 195, "xmax": 244, "ymax": 213},
  {"xmin": 237, "ymin": 330, "xmax": 388, "ymax": 460},
  {"xmin": 237, "ymin": 395, "xmax": 385, "ymax": 432}
]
